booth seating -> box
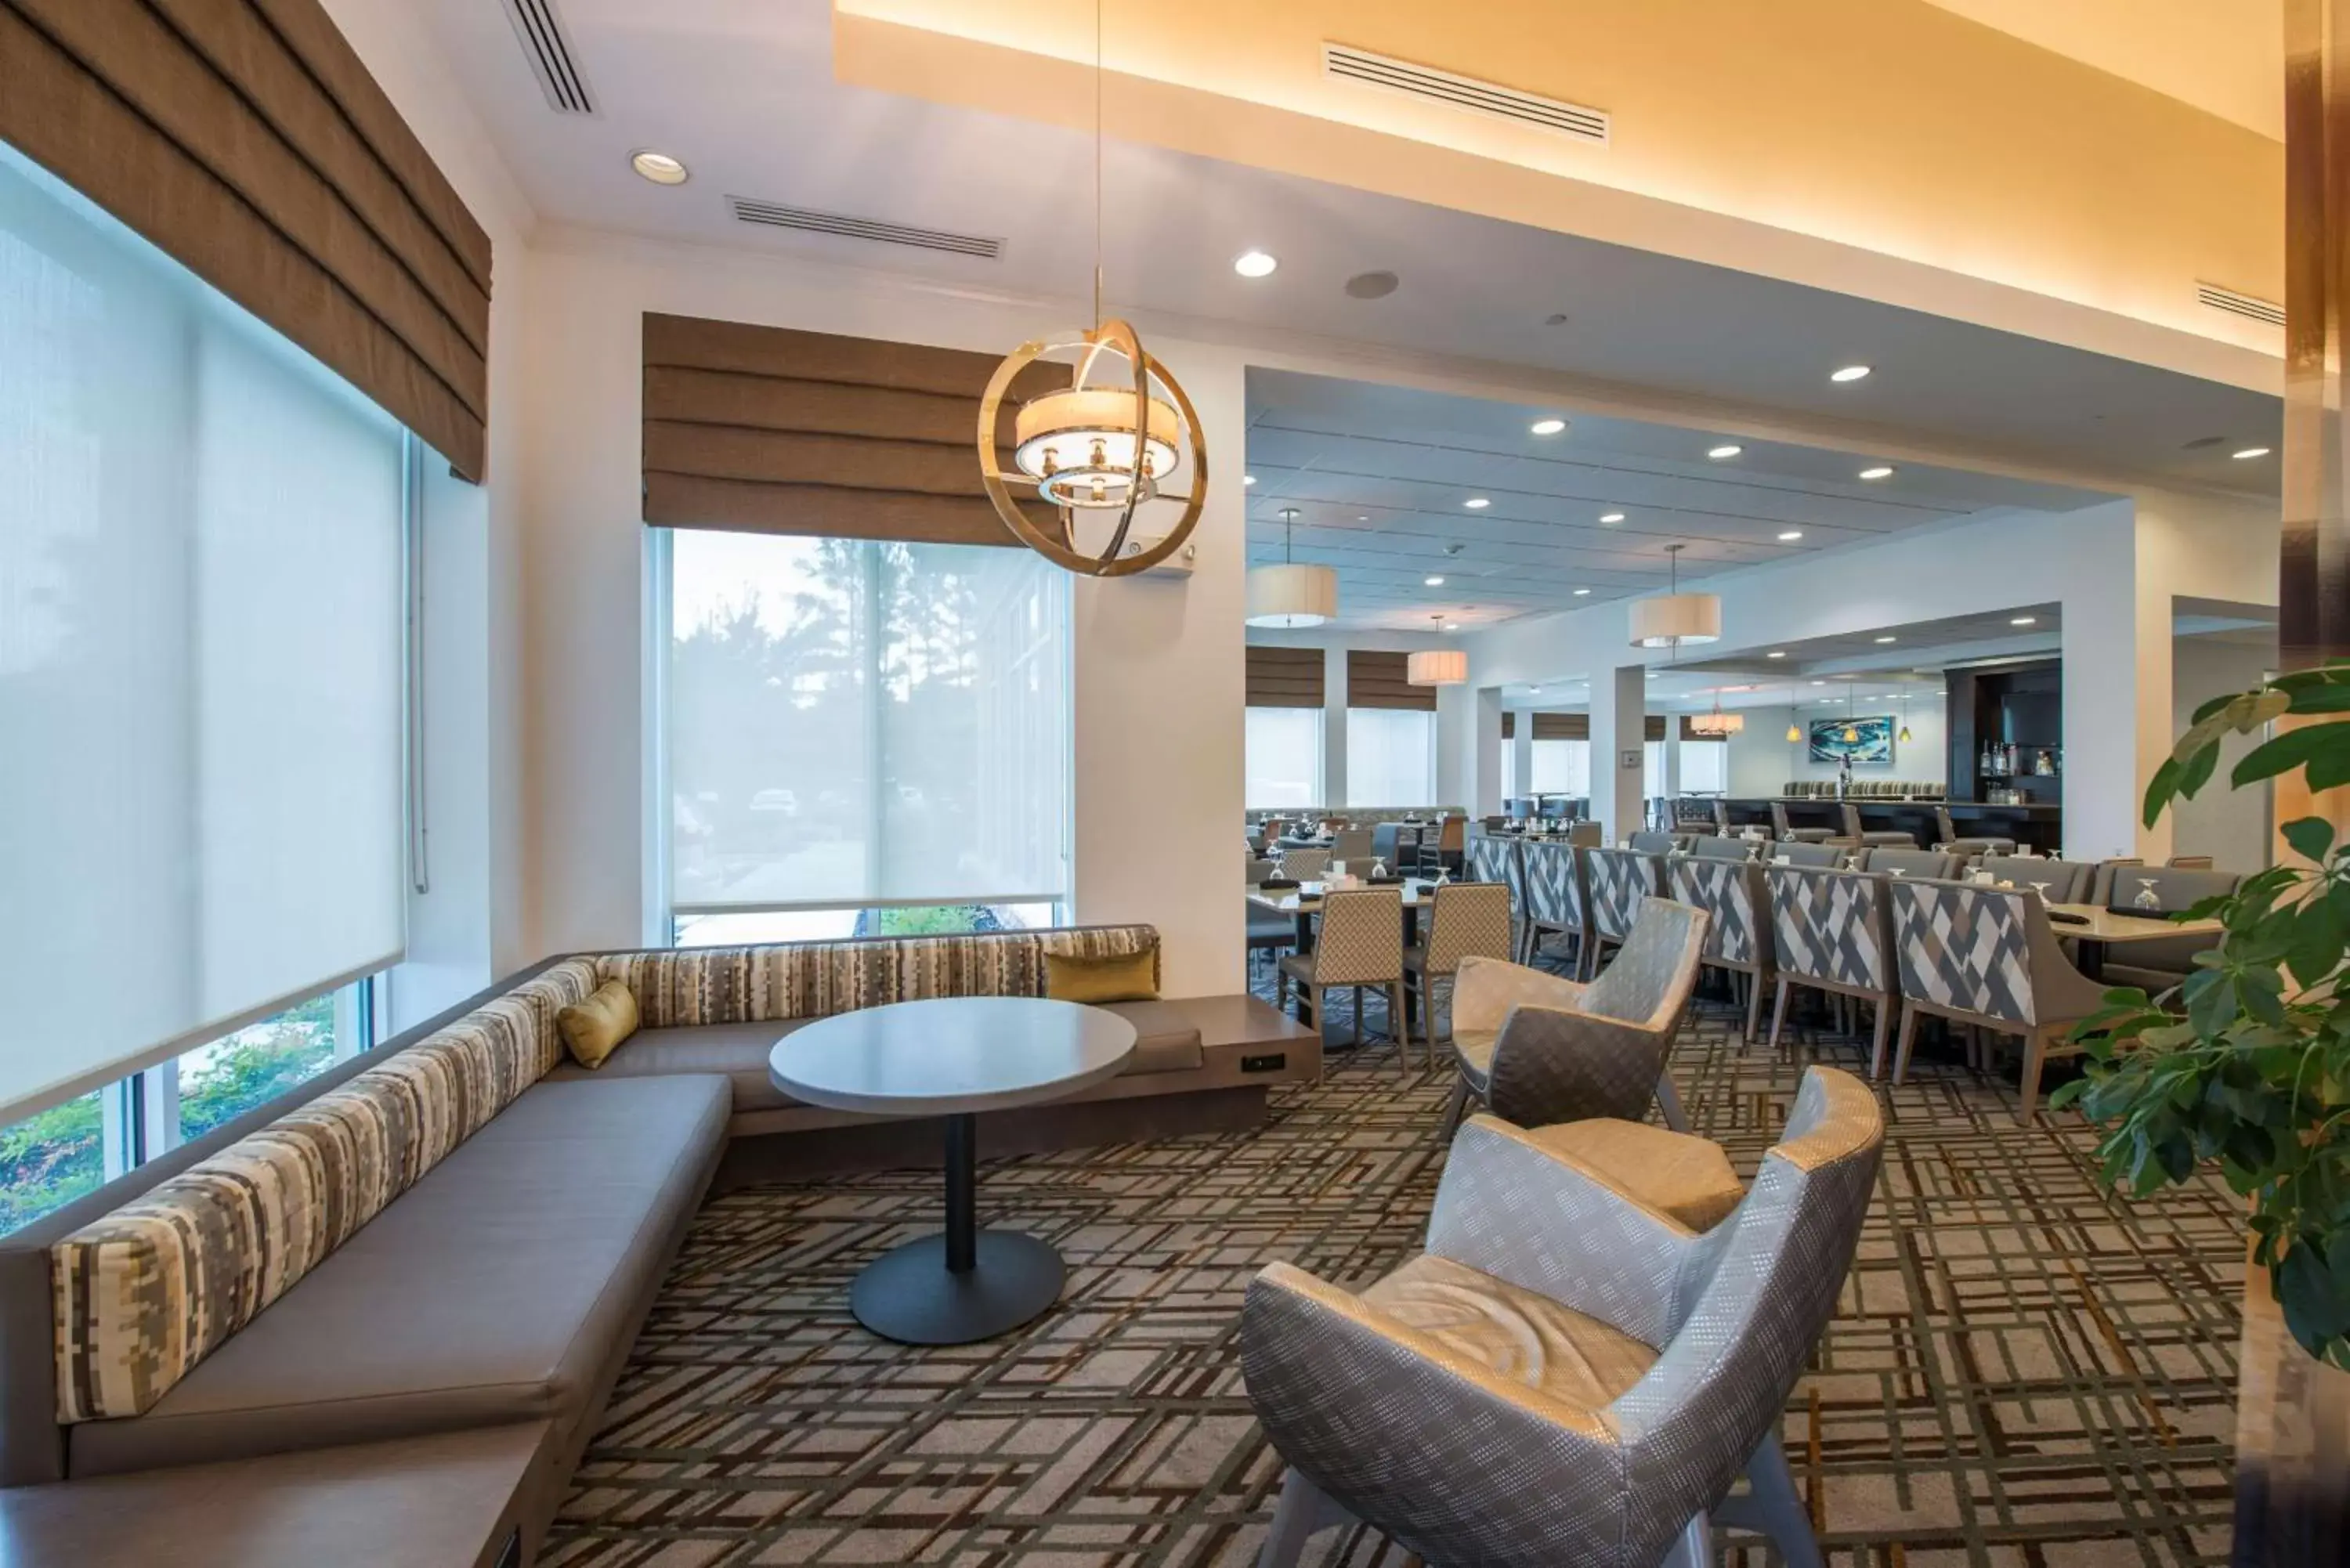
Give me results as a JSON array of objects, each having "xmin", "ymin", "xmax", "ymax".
[{"xmin": 0, "ymin": 927, "xmax": 1314, "ymax": 1566}]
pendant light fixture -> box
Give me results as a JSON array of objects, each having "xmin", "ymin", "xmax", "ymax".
[
  {"xmin": 1408, "ymin": 614, "xmax": 1467, "ymax": 685},
  {"xmin": 1687, "ymin": 687, "xmax": 1744, "ymax": 735},
  {"xmin": 1247, "ymin": 508, "xmax": 1337, "ymax": 627},
  {"xmin": 1842, "ymin": 684, "xmax": 1861, "ymax": 746},
  {"xmin": 975, "ymin": 0, "xmax": 1206, "ymax": 576},
  {"xmin": 1896, "ymin": 688, "xmax": 1913, "ymax": 745},
  {"xmin": 1629, "ymin": 543, "xmax": 1723, "ymax": 648}
]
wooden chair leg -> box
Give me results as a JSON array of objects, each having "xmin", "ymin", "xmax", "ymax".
[
  {"xmin": 2019, "ymin": 1024, "xmax": 2051, "ymax": 1122},
  {"xmin": 1889, "ymin": 1002, "xmax": 1921, "ymax": 1083},
  {"xmin": 1767, "ymin": 977, "xmax": 1793, "ymax": 1056},
  {"xmin": 1870, "ymin": 998, "xmax": 1895, "ymax": 1080}
]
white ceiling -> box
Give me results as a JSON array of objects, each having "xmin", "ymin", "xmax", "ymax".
[
  {"xmin": 1246, "ymin": 373, "xmax": 2110, "ymax": 631},
  {"xmin": 417, "ymin": 0, "xmax": 2285, "ymax": 497}
]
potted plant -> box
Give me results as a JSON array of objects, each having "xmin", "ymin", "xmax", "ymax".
[{"xmin": 2055, "ymin": 664, "xmax": 2350, "ymax": 1367}]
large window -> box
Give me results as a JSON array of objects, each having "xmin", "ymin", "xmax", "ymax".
[
  {"xmin": 1347, "ymin": 707, "xmax": 1436, "ymax": 807},
  {"xmin": 666, "ymin": 531, "xmax": 1071, "ymax": 924},
  {"xmin": 1246, "ymin": 707, "xmax": 1325, "ymax": 809},
  {"xmin": 1530, "ymin": 739, "xmax": 1590, "ymax": 796},
  {"xmin": 1679, "ymin": 741, "xmax": 1729, "ymax": 795},
  {"xmin": 0, "ymin": 142, "xmax": 405, "ymax": 1130}
]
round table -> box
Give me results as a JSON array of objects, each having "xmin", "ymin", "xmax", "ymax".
[{"xmin": 770, "ymin": 996, "xmax": 1137, "ymax": 1346}]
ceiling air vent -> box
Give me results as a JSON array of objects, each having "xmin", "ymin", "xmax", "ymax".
[
  {"xmin": 727, "ymin": 197, "xmax": 1003, "ymax": 259},
  {"xmin": 499, "ymin": 0, "xmax": 595, "ymax": 115},
  {"xmin": 1322, "ymin": 44, "xmax": 1608, "ymax": 146},
  {"xmin": 2198, "ymin": 282, "xmax": 2285, "ymax": 329}
]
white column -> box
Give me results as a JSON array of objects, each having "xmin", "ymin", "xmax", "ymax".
[
  {"xmin": 1435, "ymin": 681, "xmax": 1470, "ymax": 807},
  {"xmin": 1590, "ymin": 665, "xmax": 1647, "ymax": 844},
  {"xmin": 1662, "ymin": 721, "xmax": 1683, "ymax": 800},
  {"xmin": 1511, "ymin": 712, "xmax": 1535, "ymax": 799},
  {"xmin": 1321, "ymin": 645, "xmax": 1347, "ymax": 810},
  {"xmin": 2059, "ymin": 504, "xmax": 2164, "ymax": 862},
  {"xmin": 1473, "ymin": 687, "xmax": 1505, "ymax": 816}
]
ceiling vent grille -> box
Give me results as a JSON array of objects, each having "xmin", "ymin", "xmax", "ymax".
[
  {"xmin": 499, "ymin": 0, "xmax": 596, "ymax": 114},
  {"xmin": 727, "ymin": 197, "xmax": 1003, "ymax": 259},
  {"xmin": 2198, "ymin": 282, "xmax": 2285, "ymax": 328},
  {"xmin": 1322, "ymin": 44, "xmax": 1608, "ymax": 145}
]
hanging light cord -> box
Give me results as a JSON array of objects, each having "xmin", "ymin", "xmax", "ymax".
[{"xmin": 1092, "ymin": 0, "xmax": 1104, "ymax": 329}]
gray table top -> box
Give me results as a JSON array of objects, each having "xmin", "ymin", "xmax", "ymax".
[{"xmin": 769, "ymin": 995, "xmax": 1137, "ymax": 1117}]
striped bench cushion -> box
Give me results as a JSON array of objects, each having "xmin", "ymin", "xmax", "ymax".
[
  {"xmin": 50, "ymin": 959, "xmax": 600, "ymax": 1423},
  {"xmin": 599, "ymin": 925, "xmax": 1160, "ymax": 1028}
]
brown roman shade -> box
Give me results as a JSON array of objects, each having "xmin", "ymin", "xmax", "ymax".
[
  {"xmin": 1532, "ymin": 713, "xmax": 1587, "ymax": 741},
  {"xmin": 642, "ymin": 313, "xmax": 1069, "ymax": 544},
  {"xmin": 1645, "ymin": 716, "xmax": 1669, "ymax": 742},
  {"xmin": 0, "ymin": 0, "xmax": 494, "ymax": 479},
  {"xmin": 1346, "ymin": 650, "xmax": 1437, "ymax": 712},
  {"xmin": 1246, "ymin": 645, "xmax": 1324, "ymax": 708}
]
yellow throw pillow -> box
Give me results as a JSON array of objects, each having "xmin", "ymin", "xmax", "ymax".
[
  {"xmin": 557, "ymin": 980, "xmax": 638, "ymax": 1068},
  {"xmin": 1043, "ymin": 948, "xmax": 1159, "ymax": 1005}
]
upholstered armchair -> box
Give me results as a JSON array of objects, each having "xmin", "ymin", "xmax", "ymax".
[
  {"xmin": 1243, "ymin": 1067, "xmax": 1885, "ymax": 1568},
  {"xmin": 1445, "ymin": 896, "xmax": 1708, "ymax": 1136}
]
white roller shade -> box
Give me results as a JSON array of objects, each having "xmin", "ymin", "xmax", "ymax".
[{"xmin": 0, "ymin": 146, "xmax": 406, "ymax": 1125}]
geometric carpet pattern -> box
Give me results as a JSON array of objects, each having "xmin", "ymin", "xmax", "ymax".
[{"xmin": 544, "ymin": 989, "xmax": 2246, "ymax": 1566}]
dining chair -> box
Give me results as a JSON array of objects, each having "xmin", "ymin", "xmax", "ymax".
[
  {"xmin": 1626, "ymin": 830, "xmax": 1683, "ymax": 856},
  {"xmin": 1576, "ymin": 844, "xmax": 1663, "ymax": 980},
  {"xmin": 2088, "ymin": 857, "xmax": 2144, "ymax": 905},
  {"xmin": 1763, "ymin": 865, "xmax": 1900, "ymax": 1075},
  {"xmin": 1244, "ymin": 1066, "xmax": 1882, "ymax": 1568},
  {"xmin": 1370, "ymin": 822, "xmax": 1401, "ymax": 867},
  {"xmin": 1518, "ymin": 836, "xmax": 1588, "ymax": 968},
  {"xmin": 1887, "ymin": 880, "xmax": 2109, "ymax": 1120},
  {"xmin": 1280, "ymin": 847, "xmax": 1330, "ymax": 882},
  {"xmin": 1976, "ymin": 854, "xmax": 2091, "ymax": 904},
  {"xmin": 1276, "ymin": 887, "xmax": 1408, "ymax": 1066},
  {"xmin": 1768, "ymin": 801, "xmax": 1838, "ymax": 844},
  {"xmin": 1853, "ymin": 846, "xmax": 1959, "ymax": 880},
  {"xmin": 1766, "ymin": 840, "xmax": 1842, "ymax": 869},
  {"xmin": 1669, "ymin": 854, "xmax": 1775, "ymax": 1043},
  {"xmin": 1465, "ymin": 830, "xmax": 1529, "ymax": 951},
  {"xmin": 1329, "ymin": 827, "xmax": 1376, "ymax": 865},
  {"xmin": 1690, "ymin": 833, "xmax": 1759, "ymax": 862},
  {"xmin": 1429, "ymin": 815, "xmax": 1467, "ymax": 876},
  {"xmin": 2095, "ymin": 865, "xmax": 2241, "ymax": 994},
  {"xmin": 1933, "ymin": 805, "xmax": 2018, "ymax": 859},
  {"xmin": 2166, "ymin": 854, "xmax": 2216, "ymax": 869},
  {"xmin": 1403, "ymin": 883, "xmax": 1515, "ymax": 1050},
  {"xmin": 1245, "ymin": 854, "xmax": 1278, "ymax": 884}
]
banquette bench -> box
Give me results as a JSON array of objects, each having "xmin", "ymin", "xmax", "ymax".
[{"xmin": 0, "ymin": 924, "xmax": 1314, "ymax": 1566}]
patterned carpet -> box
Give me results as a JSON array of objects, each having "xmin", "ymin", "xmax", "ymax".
[{"xmin": 545, "ymin": 982, "xmax": 2246, "ymax": 1567}]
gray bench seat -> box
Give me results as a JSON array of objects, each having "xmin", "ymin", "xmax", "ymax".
[
  {"xmin": 542, "ymin": 1000, "xmax": 1206, "ymax": 1111},
  {"xmin": 69, "ymin": 1076, "xmax": 729, "ymax": 1479}
]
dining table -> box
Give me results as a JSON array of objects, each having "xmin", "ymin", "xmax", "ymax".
[
  {"xmin": 2044, "ymin": 901, "xmax": 2224, "ymax": 981},
  {"xmin": 1249, "ymin": 878, "xmax": 1437, "ymax": 954}
]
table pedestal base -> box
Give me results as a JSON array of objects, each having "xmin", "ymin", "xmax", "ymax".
[{"xmin": 848, "ymin": 1111, "xmax": 1065, "ymax": 1345}]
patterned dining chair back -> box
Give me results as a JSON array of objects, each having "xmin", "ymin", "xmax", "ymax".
[
  {"xmin": 1889, "ymin": 880, "xmax": 2035, "ymax": 1028},
  {"xmin": 1311, "ymin": 889, "xmax": 1405, "ymax": 987},
  {"xmin": 1668, "ymin": 855, "xmax": 1767, "ymax": 970},
  {"xmin": 1464, "ymin": 832, "xmax": 1526, "ymax": 917},
  {"xmin": 1580, "ymin": 846, "xmax": 1661, "ymax": 944},
  {"xmin": 1585, "ymin": 898, "xmax": 1709, "ymax": 1026},
  {"xmin": 1765, "ymin": 865, "xmax": 1893, "ymax": 993},
  {"xmin": 1421, "ymin": 883, "xmax": 1515, "ymax": 975},
  {"xmin": 1282, "ymin": 848, "xmax": 1330, "ymax": 882},
  {"xmin": 1329, "ymin": 828, "xmax": 1376, "ymax": 864},
  {"xmin": 1518, "ymin": 837, "xmax": 1585, "ymax": 934}
]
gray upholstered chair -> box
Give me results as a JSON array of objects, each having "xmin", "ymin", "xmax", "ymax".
[
  {"xmin": 1842, "ymin": 804, "xmax": 1915, "ymax": 847},
  {"xmin": 1403, "ymin": 882, "xmax": 1515, "ymax": 1050},
  {"xmin": 1369, "ymin": 822, "xmax": 1402, "ymax": 867},
  {"xmin": 1690, "ymin": 833, "xmax": 1759, "ymax": 862},
  {"xmin": 1279, "ymin": 847, "xmax": 1330, "ymax": 882},
  {"xmin": 1669, "ymin": 854, "xmax": 1775, "ymax": 1043},
  {"xmin": 1328, "ymin": 828, "xmax": 1376, "ymax": 865},
  {"xmin": 1771, "ymin": 801, "xmax": 1838, "ymax": 844},
  {"xmin": 1853, "ymin": 846, "xmax": 1958, "ymax": 880},
  {"xmin": 1887, "ymin": 880, "xmax": 2108, "ymax": 1120},
  {"xmin": 1446, "ymin": 897, "xmax": 1708, "ymax": 1136},
  {"xmin": 1577, "ymin": 844, "xmax": 1665, "ymax": 980},
  {"xmin": 1518, "ymin": 836, "xmax": 1587, "ymax": 968},
  {"xmin": 1243, "ymin": 1067, "xmax": 1884, "ymax": 1568},
  {"xmin": 2167, "ymin": 854, "xmax": 2216, "ymax": 869},
  {"xmin": 1976, "ymin": 854, "xmax": 2092, "ymax": 905},
  {"xmin": 1766, "ymin": 840, "xmax": 1842, "ymax": 869},
  {"xmin": 1245, "ymin": 854, "xmax": 1277, "ymax": 885},
  {"xmin": 1277, "ymin": 887, "xmax": 1408, "ymax": 1064},
  {"xmin": 2088, "ymin": 856, "xmax": 2145, "ymax": 905},
  {"xmin": 1626, "ymin": 829, "xmax": 1683, "ymax": 855},
  {"xmin": 2095, "ymin": 865, "xmax": 2241, "ymax": 994},
  {"xmin": 1764, "ymin": 864, "xmax": 1900, "ymax": 1075},
  {"xmin": 1933, "ymin": 805, "xmax": 2018, "ymax": 859}
]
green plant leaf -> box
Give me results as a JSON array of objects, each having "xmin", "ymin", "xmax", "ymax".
[
  {"xmin": 2287, "ymin": 816, "xmax": 2338, "ymax": 866},
  {"xmin": 2233, "ymin": 724, "xmax": 2337, "ymax": 789}
]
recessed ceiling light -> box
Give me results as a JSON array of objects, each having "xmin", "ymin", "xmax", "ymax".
[
  {"xmin": 1425, "ymin": 575, "xmax": 1446, "ymax": 586},
  {"xmin": 1233, "ymin": 250, "xmax": 1278, "ymax": 278},
  {"xmin": 1463, "ymin": 497, "xmax": 1491, "ymax": 509},
  {"xmin": 1356, "ymin": 515, "xmax": 1368, "ymax": 521},
  {"xmin": 1811, "ymin": 680, "xmax": 1827, "ymax": 686},
  {"xmin": 630, "ymin": 150, "xmax": 690, "ymax": 185},
  {"xmin": 1831, "ymin": 365, "xmax": 1872, "ymax": 383},
  {"xmin": 1600, "ymin": 511, "xmax": 1626, "ymax": 524},
  {"xmin": 1777, "ymin": 529, "xmax": 1803, "ymax": 542},
  {"xmin": 1766, "ymin": 651, "xmax": 1787, "ymax": 659},
  {"xmin": 2233, "ymin": 446, "xmax": 2272, "ymax": 459},
  {"xmin": 2010, "ymin": 615, "xmax": 2037, "ymax": 626},
  {"xmin": 1243, "ymin": 475, "xmax": 1257, "ymax": 486},
  {"xmin": 1874, "ymin": 635, "xmax": 1897, "ymax": 644},
  {"xmin": 1530, "ymin": 417, "xmax": 1567, "ymax": 435},
  {"xmin": 1573, "ymin": 587, "xmax": 1592, "ymax": 596},
  {"xmin": 1707, "ymin": 444, "xmax": 1743, "ymax": 460},
  {"xmin": 1858, "ymin": 465, "xmax": 1895, "ymax": 480},
  {"xmin": 1443, "ymin": 621, "xmax": 1460, "ymax": 631}
]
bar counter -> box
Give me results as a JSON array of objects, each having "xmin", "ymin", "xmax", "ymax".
[{"xmin": 1715, "ymin": 796, "xmax": 2061, "ymax": 854}]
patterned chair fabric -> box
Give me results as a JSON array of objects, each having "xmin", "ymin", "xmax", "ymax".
[
  {"xmin": 1766, "ymin": 866, "xmax": 1893, "ymax": 993},
  {"xmin": 1519, "ymin": 838, "xmax": 1584, "ymax": 935},
  {"xmin": 599, "ymin": 925, "xmax": 1161, "ymax": 1027},
  {"xmin": 51, "ymin": 957, "xmax": 604, "ymax": 1422},
  {"xmin": 1668, "ymin": 857, "xmax": 1766, "ymax": 969},
  {"xmin": 1464, "ymin": 831, "xmax": 1527, "ymax": 917},
  {"xmin": 1243, "ymin": 1067, "xmax": 1884, "ymax": 1568},
  {"xmin": 1579, "ymin": 847, "xmax": 1660, "ymax": 944},
  {"xmin": 1281, "ymin": 848, "xmax": 1331, "ymax": 882},
  {"xmin": 1417, "ymin": 883, "xmax": 1514, "ymax": 976},
  {"xmin": 1888, "ymin": 881, "xmax": 2036, "ymax": 1027},
  {"xmin": 1301, "ymin": 889, "xmax": 1405, "ymax": 987}
]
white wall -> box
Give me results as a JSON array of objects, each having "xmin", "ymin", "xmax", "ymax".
[
  {"xmin": 516, "ymin": 229, "xmax": 1247, "ymax": 995},
  {"xmin": 1724, "ymin": 699, "xmax": 1950, "ymax": 797},
  {"xmin": 2171, "ymin": 633, "xmax": 2276, "ymax": 871}
]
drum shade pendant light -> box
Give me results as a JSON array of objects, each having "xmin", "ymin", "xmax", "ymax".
[
  {"xmin": 1629, "ymin": 544, "xmax": 1722, "ymax": 648},
  {"xmin": 975, "ymin": 1, "xmax": 1205, "ymax": 576},
  {"xmin": 1688, "ymin": 691, "xmax": 1744, "ymax": 735},
  {"xmin": 1408, "ymin": 614, "xmax": 1467, "ymax": 685},
  {"xmin": 1248, "ymin": 508, "xmax": 1338, "ymax": 627}
]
